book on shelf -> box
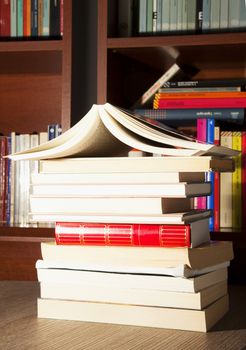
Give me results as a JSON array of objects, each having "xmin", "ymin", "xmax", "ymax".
[
  {"xmin": 37, "ymin": 294, "xmax": 229, "ymax": 332},
  {"xmin": 54, "ymin": 218, "xmax": 210, "ymax": 248},
  {"xmin": 40, "ymin": 240, "xmax": 233, "ymax": 270},
  {"xmin": 31, "ymin": 171, "xmax": 206, "ymax": 185},
  {"xmin": 30, "ymin": 209, "xmax": 212, "ymax": 225},
  {"xmin": 31, "ymin": 181, "xmax": 212, "ymax": 198},
  {"xmin": 133, "ymin": 108, "xmax": 245, "ymax": 125},
  {"xmin": 232, "ymin": 131, "xmax": 242, "ymax": 229},
  {"xmin": 39, "ymin": 279, "xmax": 228, "ymax": 311},
  {"xmin": 36, "ymin": 259, "xmax": 228, "ymax": 293},
  {"xmin": 153, "ymin": 97, "xmax": 246, "ymax": 109},
  {"xmin": 161, "ymin": 78, "xmax": 246, "ymax": 89},
  {"xmin": 7, "ymin": 103, "xmax": 238, "ymax": 160}
]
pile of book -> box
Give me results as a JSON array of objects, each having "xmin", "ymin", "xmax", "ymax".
[{"xmin": 8, "ymin": 103, "xmax": 237, "ymax": 332}]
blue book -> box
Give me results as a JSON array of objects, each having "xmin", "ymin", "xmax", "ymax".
[{"xmin": 206, "ymin": 118, "xmax": 215, "ymax": 231}]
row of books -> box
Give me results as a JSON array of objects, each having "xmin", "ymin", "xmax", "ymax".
[
  {"xmin": 6, "ymin": 103, "xmax": 237, "ymax": 331},
  {"xmin": 119, "ymin": 0, "xmax": 246, "ymax": 37},
  {"xmin": 0, "ymin": 123, "xmax": 62, "ymax": 225},
  {"xmin": 0, "ymin": 0, "xmax": 63, "ymax": 38}
]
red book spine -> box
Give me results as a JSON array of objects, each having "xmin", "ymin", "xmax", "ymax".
[
  {"xmin": 55, "ymin": 222, "xmax": 191, "ymax": 247},
  {"xmin": 154, "ymin": 98, "xmax": 246, "ymax": 109},
  {"xmin": 0, "ymin": 0, "xmax": 11, "ymax": 36}
]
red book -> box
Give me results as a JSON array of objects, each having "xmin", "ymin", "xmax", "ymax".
[
  {"xmin": 154, "ymin": 97, "xmax": 246, "ymax": 109},
  {"xmin": 0, "ymin": 0, "xmax": 11, "ymax": 36},
  {"xmin": 55, "ymin": 220, "xmax": 210, "ymax": 248}
]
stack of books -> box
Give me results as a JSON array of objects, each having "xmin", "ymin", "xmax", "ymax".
[{"xmin": 8, "ymin": 103, "xmax": 237, "ymax": 332}]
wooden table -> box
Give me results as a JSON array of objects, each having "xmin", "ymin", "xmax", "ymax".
[{"xmin": 1, "ymin": 281, "xmax": 246, "ymax": 350}]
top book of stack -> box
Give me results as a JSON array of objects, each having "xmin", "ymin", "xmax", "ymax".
[{"xmin": 7, "ymin": 103, "xmax": 238, "ymax": 167}]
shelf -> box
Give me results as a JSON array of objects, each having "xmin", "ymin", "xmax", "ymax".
[{"xmin": 0, "ymin": 39, "xmax": 63, "ymax": 52}]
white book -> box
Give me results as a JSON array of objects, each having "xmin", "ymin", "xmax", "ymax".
[
  {"xmin": 31, "ymin": 171, "xmax": 206, "ymax": 185},
  {"xmin": 36, "ymin": 261, "xmax": 228, "ymax": 293},
  {"xmin": 37, "ymin": 294, "xmax": 229, "ymax": 332},
  {"xmin": 36, "ymin": 259, "xmax": 230, "ymax": 278},
  {"xmin": 40, "ymin": 240, "xmax": 233, "ymax": 270},
  {"xmin": 30, "ymin": 209, "xmax": 212, "ymax": 225},
  {"xmin": 31, "ymin": 182, "xmax": 212, "ymax": 197},
  {"xmin": 39, "ymin": 280, "xmax": 227, "ymax": 310},
  {"xmin": 29, "ymin": 195, "xmax": 194, "ymax": 215},
  {"xmin": 6, "ymin": 103, "xmax": 238, "ymax": 161}
]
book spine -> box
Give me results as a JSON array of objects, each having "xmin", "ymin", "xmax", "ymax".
[
  {"xmin": 169, "ymin": 0, "xmax": 177, "ymax": 31},
  {"xmin": 228, "ymin": 0, "xmax": 240, "ymax": 28},
  {"xmin": 196, "ymin": 119, "xmax": 207, "ymax": 210},
  {"xmin": 156, "ymin": 0, "xmax": 162, "ymax": 32},
  {"xmin": 196, "ymin": 0, "xmax": 203, "ymax": 32},
  {"xmin": 152, "ymin": 0, "xmax": 157, "ymax": 32},
  {"xmin": 138, "ymin": 0, "xmax": 147, "ymax": 33},
  {"xmin": 181, "ymin": 0, "xmax": 188, "ymax": 31},
  {"xmin": 31, "ymin": 0, "xmax": 38, "ymax": 36},
  {"xmin": 232, "ymin": 131, "xmax": 242, "ymax": 229},
  {"xmin": 213, "ymin": 125, "xmax": 220, "ymax": 231},
  {"xmin": 156, "ymin": 91, "xmax": 246, "ymax": 98},
  {"xmin": 210, "ymin": 0, "xmax": 220, "ymax": 30},
  {"xmin": 49, "ymin": 0, "xmax": 60, "ymax": 36},
  {"xmin": 55, "ymin": 222, "xmax": 191, "ymax": 247},
  {"xmin": 202, "ymin": 0, "xmax": 211, "ymax": 31},
  {"xmin": 42, "ymin": 0, "xmax": 50, "ymax": 35},
  {"xmin": 242, "ymin": 131, "xmax": 246, "ymax": 228},
  {"xmin": 239, "ymin": 0, "xmax": 246, "ymax": 28},
  {"xmin": 134, "ymin": 108, "xmax": 244, "ymax": 123},
  {"xmin": 0, "ymin": 0, "xmax": 11, "ymax": 36},
  {"xmin": 161, "ymin": 0, "xmax": 170, "ymax": 31},
  {"xmin": 219, "ymin": 0, "xmax": 229, "ymax": 29},
  {"xmin": 60, "ymin": 0, "xmax": 63, "ymax": 35},
  {"xmin": 146, "ymin": 0, "xmax": 153, "ymax": 33},
  {"xmin": 10, "ymin": 0, "xmax": 17, "ymax": 36},
  {"xmin": 206, "ymin": 118, "xmax": 215, "ymax": 231},
  {"xmin": 220, "ymin": 131, "xmax": 233, "ymax": 228},
  {"xmin": 154, "ymin": 97, "xmax": 246, "ymax": 109},
  {"xmin": 48, "ymin": 124, "xmax": 56, "ymax": 140},
  {"xmin": 187, "ymin": 0, "xmax": 196, "ymax": 32},
  {"xmin": 17, "ymin": 0, "xmax": 23, "ymax": 36},
  {"xmin": 161, "ymin": 79, "xmax": 245, "ymax": 88}
]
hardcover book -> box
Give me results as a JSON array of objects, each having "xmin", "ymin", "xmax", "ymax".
[{"xmin": 54, "ymin": 218, "xmax": 210, "ymax": 248}]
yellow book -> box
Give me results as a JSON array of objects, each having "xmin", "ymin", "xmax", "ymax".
[{"xmin": 232, "ymin": 131, "xmax": 242, "ymax": 229}]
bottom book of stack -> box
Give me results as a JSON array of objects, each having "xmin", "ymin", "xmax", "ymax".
[{"xmin": 36, "ymin": 241, "xmax": 233, "ymax": 332}]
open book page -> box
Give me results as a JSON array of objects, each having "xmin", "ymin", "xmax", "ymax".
[{"xmin": 7, "ymin": 103, "xmax": 239, "ymax": 161}]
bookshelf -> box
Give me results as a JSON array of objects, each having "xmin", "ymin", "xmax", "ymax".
[
  {"xmin": 0, "ymin": 0, "xmax": 245, "ymax": 282},
  {"xmin": 96, "ymin": 0, "xmax": 246, "ymax": 284}
]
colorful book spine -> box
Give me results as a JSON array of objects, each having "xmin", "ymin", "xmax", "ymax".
[
  {"xmin": 17, "ymin": 0, "xmax": 23, "ymax": 37},
  {"xmin": 134, "ymin": 108, "xmax": 245, "ymax": 124},
  {"xmin": 206, "ymin": 118, "xmax": 215, "ymax": 231},
  {"xmin": 196, "ymin": 119, "xmax": 207, "ymax": 210},
  {"xmin": 0, "ymin": 0, "xmax": 11, "ymax": 36},
  {"xmin": 154, "ymin": 97, "xmax": 246, "ymax": 109},
  {"xmin": 220, "ymin": 131, "xmax": 233, "ymax": 228},
  {"xmin": 242, "ymin": 131, "xmax": 246, "ymax": 228},
  {"xmin": 213, "ymin": 125, "xmax": 220, "ymax": 231},
  {"xmin": 232, "ymin": 131, "xmax": 242, "ymax": 229},
  {"xmin": 55, "ymin": 222, "xmax": 193, "ymax": 247}
]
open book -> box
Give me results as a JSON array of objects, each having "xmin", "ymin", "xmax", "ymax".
[{"xmin": 8, "ymin": 103, "xmax": 239, "ymax": 160}]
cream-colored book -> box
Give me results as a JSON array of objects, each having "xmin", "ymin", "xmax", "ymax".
[
  {"xmin": 40, "ymin": 240, "xmax": 233, "ymax": 270},
  {"xmin": 37, "ymin": 294, "xmax": 229, "ymax": 332},
  {"xmin": 7, "ymin": 103, "xmax": 238, "ymax": 161},
  {"xmin": 39, "ymin": 280, "xmax": 227, "ymax": 310}
]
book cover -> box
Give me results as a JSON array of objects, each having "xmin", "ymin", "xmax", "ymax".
[
  {"xmin": 37, "ymin": 294, "xmax": 229, "ymax": 332},
  {"xmin": 40, "ymin": 240, "xmax": 234, "ymax": 270},
  {"xmin": 54, "ymin": 218, "xmax": 210, "ymax": 248}
]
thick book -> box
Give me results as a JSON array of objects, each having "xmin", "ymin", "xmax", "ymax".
[
  {"xmin": 37, "ymin": 294, "xmax": 229, "ymax": 332},
  {"xmin": 31, "ymin": 171, "xmax": 206, "ymax": 185},
  {"xmin": 38, "ymin": 156, "xmax": 235, "ymax": 175},
  {"xmin": 40, "ymin": 240, "xmax": 234, "ymax": 270},
  {"xmin": 54, "ymin": 218, "xmax": 210, "ymax": 248},
  {"xmin": 31, "ymin": 181, "xmax": 212, "ymax": 197},
  {"xmin": 30, "ymin": 209, "xmax": 212, "ymax": 225},
  {"xmin": 29, "ymin": 196, "xmax": 194, "ymax": 215},
  {"xmin": 39, "ymin": 280, "xmax": 227, "ymax": 311},
  {"xmin": 36, "ymin": 260, "xmax": 228, "ymax": 293},
  {"xmin": 7, "ymin": 103, "xmax": 238, "ymax": 160}
]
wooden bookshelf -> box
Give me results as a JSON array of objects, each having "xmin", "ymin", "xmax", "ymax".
[
  {"xmin": 97, "ymin": 0, "xmax": 246, "ymax": 284},
  {"xmin": 0, "ymin": 0, "xmax": 245, "ymax": 282}
]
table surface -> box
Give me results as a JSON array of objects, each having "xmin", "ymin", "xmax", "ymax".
[{"xmin": 1, "ymin": 281, "xmax": 246, "ymax": 350}]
